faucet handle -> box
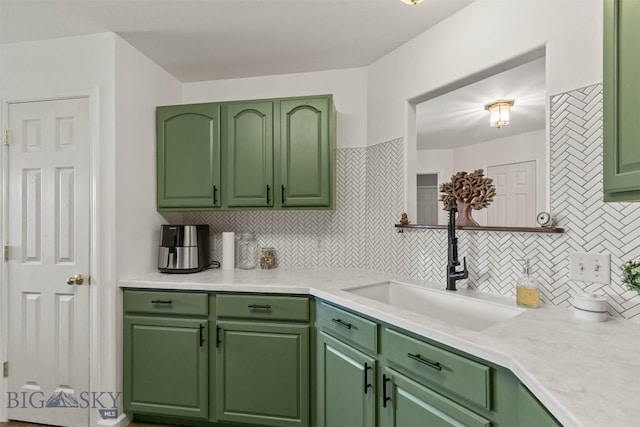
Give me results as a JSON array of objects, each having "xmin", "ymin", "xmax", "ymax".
[{"xmin": 461, "ymin": 257, "xmax": 469, "ymax": 279}]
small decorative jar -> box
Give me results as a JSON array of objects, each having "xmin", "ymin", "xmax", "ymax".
[
  {"xmin": 236, "ymin": 233, "xmax": 258, "ymax": 269},
  {"xmin": 260, "ymin": 247, "xmax": 277, "ymax": 269}
]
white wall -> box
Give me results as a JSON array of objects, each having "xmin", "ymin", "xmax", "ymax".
[
  {"xmin": 182, "ymin": 67, "xmax": 368, "ymax": 148},
  {"xmin": 113, "ymin": 35, "xmax": 182, "ymax": 421},
  {"xmin": 367, "ymin": 0, "xmax": 602, "ymax": 144},
  {"xmin": 0, "ymin": 33, "xmax": 119, "ymax": 426},
  {"xmin": 114, "ymin": 36, "xmax": 182, "ymax": 279}
]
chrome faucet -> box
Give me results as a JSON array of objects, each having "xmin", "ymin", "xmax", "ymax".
[{"xmin": 447, "ymin": 199, "xmax": 468, "ymax": 291}]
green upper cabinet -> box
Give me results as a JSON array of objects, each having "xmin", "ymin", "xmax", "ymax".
[
  {"xmin": 280, "ymin": 96, "xmax": 335, "ymax": 208},
  {"xmin": 157, "ymin": 103, "xmax": 221, "ymax": 209},
  {"xmin": 604, "ymin": 0, "xmax": 640, "ymax": 202},
  {"xmin": 156, "ymin": 95, "xmax": 335, "ymax": 211},
  {"xmin": 224, "ymin": 101, "xmax": 274, "ymax": 207}
]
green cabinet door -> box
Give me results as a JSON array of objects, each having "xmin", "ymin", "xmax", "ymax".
[
  {"xmin": 216, "ymin": 320, "xmax": 309, "ymax": 427},
  {"xmin": 517, "ymin": 384, "xmax": 561, "ymax": 427},
  {"xmin": 224, "ymin": 101, "xmax": 274, "ymax": 207},
  {"xmin": 280, "ymin": 97, "xmax": 335, "ymax": 208},
  {"xmin": 123, "ymin": 316, "xmax": 208, "ymax": 419},
  {"xmin": 316, "ymin": 332, "xmax": 376, "ymax": 427},
  {"xmin": 157, "ymin": 103, "xmax": 221, "ymax": 209},
  {"xmin": 604, "ymin": 0, "xmax": 640, "ymax": 201},
  {"xmin": 380, "ymin": 367, "xmax": 490, "ymax": 427}
]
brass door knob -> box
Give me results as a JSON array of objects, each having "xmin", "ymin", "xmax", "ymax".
[{"xmin": 67, "ymin": 274, "xmax": 85, "ymax": 285}]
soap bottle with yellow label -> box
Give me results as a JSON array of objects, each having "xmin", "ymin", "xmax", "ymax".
[{"xmin": 516, "ymin": 259, "xmax": 540, "ymax": 308}]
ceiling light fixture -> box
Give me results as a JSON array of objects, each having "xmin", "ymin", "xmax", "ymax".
[
  {"xmin": 484, "ymin": 99, "xmax": 515, "ymax": 128},
  {"xmin": 400, "ymin": 0, "xmax": 425, "ymax": 5}
]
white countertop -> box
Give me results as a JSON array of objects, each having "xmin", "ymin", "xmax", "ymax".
[{"xmin": 120, "ymin": 268, "xmax": 640, "ymax": 427}]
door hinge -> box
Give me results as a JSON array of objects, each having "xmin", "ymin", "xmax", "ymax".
[
  {"xmin": 3, "ymin": 245, "xmax": 8, "ymax": 261},
  {"xmin": 3, "ymin": 361, "xmax": 8, "ymax": 378},
  {"xmin": 3, "ymin": 130, "xmax": 8, "ymax": 146}
]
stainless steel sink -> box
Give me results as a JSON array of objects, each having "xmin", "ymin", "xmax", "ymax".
[{"xmin": 345, "ymin": 281, "xmax": 524, "ymax": 332}]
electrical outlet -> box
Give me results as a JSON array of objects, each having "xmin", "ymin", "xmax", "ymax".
[
  {"xmin": 315, "ymin": 238, "xmax": 324, "ymax": 252},
  {"xmin": 570, "ymin": 252, "xmax": 611, "ymax": 284}
]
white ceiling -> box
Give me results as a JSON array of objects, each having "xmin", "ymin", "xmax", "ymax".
[
  {"xmin": 416, "ymin": 56, "xmax": 546, "ymax": 150},
  {"xmin": 0, "ymin": 0, "xmax": 474, "ymax": 82}
]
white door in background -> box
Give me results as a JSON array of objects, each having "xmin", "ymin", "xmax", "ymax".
[
  {"xmin": 487, "ymin": 160, "xmax": 536, "ymax": 227},
  {"xmin": 417, "ymin": 186, "xmax": 439, "ymax": 224},
  {"xmin": 7, "ymin": 98, "xmax": 90, "ymax": 426}
]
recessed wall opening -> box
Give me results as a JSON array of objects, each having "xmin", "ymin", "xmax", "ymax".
[{"xmin": 407, "ymin": 46, "xmax": 549, "ymax": 227}]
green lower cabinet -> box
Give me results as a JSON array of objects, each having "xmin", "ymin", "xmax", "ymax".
[
  {"xmin": 316, "ymin": 332, "xmax": 376, "ymax": 427},
  {"xmin": 380, "ymin": 367, "xmax": 491, "ymax": 427},
  {"xmin": 517, "ymin": 384, "xmax": 561, "ymax": 427},
  {"xmin": 123, "ymin": 316, "xmax": 208, "ymax": 420},
  {"xmin": 216, "ymin": 320, "xmax": 309, "ymax": 427}
]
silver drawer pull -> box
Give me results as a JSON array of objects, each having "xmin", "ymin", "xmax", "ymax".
[
  {"xmin": 331, "ymin": 318, "xmax": 352, "ymax": 329},
  {"xmin": 407, "ymin": 353, "xmax": 442, "ymax": 371},
  {"xmin": 248, "ymin": 304, "xmax": 272, "ymax": 310}
]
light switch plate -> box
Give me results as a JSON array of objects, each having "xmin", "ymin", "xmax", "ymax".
[{"xmin": 570, "ymin": 252, "xmax": 611, "ymax": 284}]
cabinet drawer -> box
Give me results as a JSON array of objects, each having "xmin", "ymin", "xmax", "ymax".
[
  {"xmin": 216, "ymin": 294, "xmax": 309, "ymax": 321},
  {"xmin": 382, "ymin": 328, "xmax": 490, "ymax": 410},
  {"xmin": 316, "ymin": 302, "xmax": 378, "ymax": 353},
  {"xmin": 124, "ymin": 290, "xmax": 208, "ymax": 317}
]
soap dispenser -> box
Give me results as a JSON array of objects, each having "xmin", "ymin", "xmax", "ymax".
[{"xmin": 516, "ymin": 259, "xmax": 540, "ymax": 308}]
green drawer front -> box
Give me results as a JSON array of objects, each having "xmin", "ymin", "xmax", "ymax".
[
  {"xmin": 216, "ymin": 294, "xmax": 309, "ymax": 321},
  {"xmin": 124, "ymin": 290, "xmax": 208, "ymax": 317},
  {"xmin": 382, "ymin": 328, "xmax": 490, "ymax": 410},
  {"xmin": 316, "ymin": 302, "xmax": 378, "ymax": 353}
]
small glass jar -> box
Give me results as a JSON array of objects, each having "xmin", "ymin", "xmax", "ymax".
[
  {"xmin": 260, "ymin": 247, "xmax": 277, "ymax": 269},
  {"xmin": 236, "ymin": 233, "xmax": 258, "ymax": 269}
]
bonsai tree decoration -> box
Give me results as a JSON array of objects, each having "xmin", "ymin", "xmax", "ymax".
[{"xmin": 439, "ymin": 169, "xmax": 496, "ymax": 226}]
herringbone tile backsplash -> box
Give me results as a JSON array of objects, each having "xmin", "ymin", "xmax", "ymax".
[
  {"xmin": 185, "ymin": 148, "xmax": 367, "ymax": 270},
  {"xmin": 186, "ymin": 83, "xmax": 640, "ymax": 319}
]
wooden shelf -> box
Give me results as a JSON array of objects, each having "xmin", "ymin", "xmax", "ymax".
[{"xmin": 394, "ymin": 224, "xmax": 565, "ymax": 234}]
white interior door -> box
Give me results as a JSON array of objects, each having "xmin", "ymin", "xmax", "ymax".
[
  {"xmin": 417, "ymin": 186, "xmax": 439, "ymax": 224},
  {"xmin": 7, "ymin": 97, "xmax": 90, "ymax": 426},
  {"xmin": 487, "ymin": 160, "xmax": 536, "ymax": 227}
]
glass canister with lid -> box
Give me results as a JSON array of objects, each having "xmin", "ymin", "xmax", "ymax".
[
  {"xmin": 260, "ymin": 247, "xmax": 277, "ymax": 269},
  {"xmin": 236, "ymin": 233, "xmax": 259, "ymax": 269}
]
